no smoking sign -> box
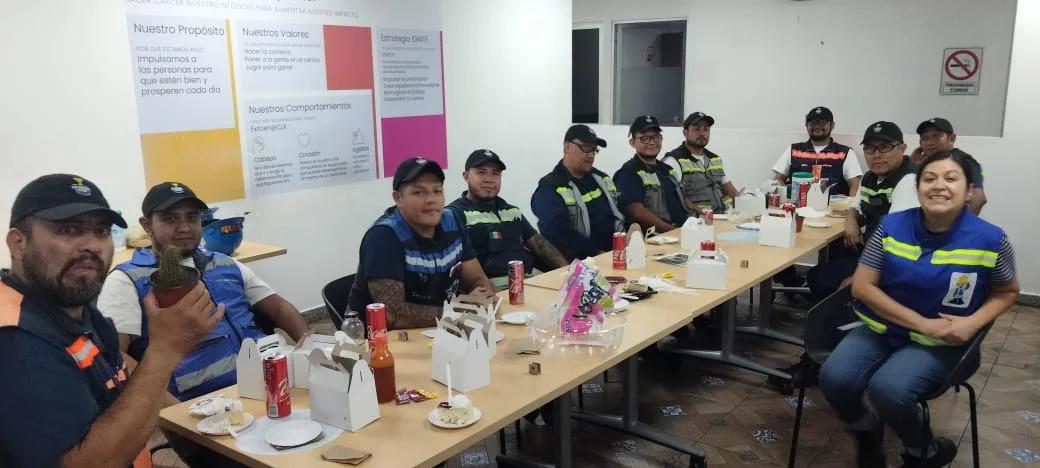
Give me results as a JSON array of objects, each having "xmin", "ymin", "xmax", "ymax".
[{"xmin": 940, "ymin": 47, "xmax": 983, "ymax": 95}]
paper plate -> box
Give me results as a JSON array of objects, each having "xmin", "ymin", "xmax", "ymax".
[
  {"xmin": 264, "ymin": 419, "xmax": 323, "ymax": 449},
  {"xmin": 711, "ymin": 213, "xmax": 729, "ymax": 220},
  {"xmin": 806, "ymin": 220, "xmax": 832, "ymax": 228},
  {"xmin": 422, "ymin": 329, "xmax": 505, "ymax": 342},
  {"xmin": 500, "ymin": 311, "xmax": 535, "ymax": 325},
  {"xmin": 735, "ymin": 222, "xmax": 761, "ymax": 231},
  {"xmin": 427, "ymin": 407, "xmax": 482, "ymax": 429},
  {"xmin": 197, "ymin": 413, "xmax": 255, "ymax": 436},
  {"xmin": 188, "ymin": 395, "xmax": 227, "ymax": 417},
  {"xmin": 646, "ymin": 235, "xmax": 679, "ymax": 245}
]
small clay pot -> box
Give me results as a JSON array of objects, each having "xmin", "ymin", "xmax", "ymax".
[{"xmin": 150, "ymin": 267, "xmax": 201, "ymax": 308}]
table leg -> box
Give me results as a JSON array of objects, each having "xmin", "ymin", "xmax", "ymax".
[
  {"xmin": 570, "ymin": 356, "xmax": 706, "ymax": 464},
  {"xmin": 732, "ymin": 280, "xmax": 805, "ymax": 347},
  {"xmin": 660, "ymin": 299, "xmax": 794, "ymax": 380},
  {"xmin": 495, "ymin": 393, "xmax": 571, "ymax": 468}
]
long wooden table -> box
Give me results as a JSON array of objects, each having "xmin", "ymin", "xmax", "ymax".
[
  {"xmin": 158, "ymin": 220, "xmax": 844, "ymax": 467},
  {"xmin": 113, "ymin": 241, "xmax": 287, "ymax": 266}
]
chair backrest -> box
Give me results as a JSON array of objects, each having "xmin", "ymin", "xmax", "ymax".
[
  {"xmin": 921, "ymin": 322, "xmax": 992, "ymax": 401},
  {"xmin": 803, "ymin": 285, "xmax": 855, "ymax": 365},
  {"xmin": 322, "ymin": 274, "xmax": 356, "ymax": 330}
]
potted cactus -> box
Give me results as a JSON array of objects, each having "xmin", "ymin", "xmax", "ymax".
[{"xmin": 149, "ymin": 246, "xmax": 201, "ymax": 307}]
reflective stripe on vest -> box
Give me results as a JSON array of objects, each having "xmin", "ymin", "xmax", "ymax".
[
  {"xmin": 554, "ymin": 174, "xmax": 624, "ymax": 237},
  {"xmin": 463, "ymin": 207, "xmax": 523, "ymax": 226},
  {"xmin": 636, "ymin": 170, "xmax": 661, "ymax": 187},
  {"xmin": 859, "ymin": 186, "xmax": 893, "ymax": 202},
  {"xmin": 66, "ymin": 335, "xmax": 100, "ymax": 369},
  {"xmin": 882, "ymin": 236, "xmax": 922, "ymax": 261},
  {"xmin": 931, "ymin": 249, "xmax": 998, "ymax": 267},
  {"xmin": 854, "ymin": 306, "xmax": 954, "ymax": 347},
  {"xmin": 173, "ymin": 355, "xmax": 237, "ymax": 394}
]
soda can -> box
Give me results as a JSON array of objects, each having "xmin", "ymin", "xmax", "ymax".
[
  {"xmin": 508, "ymin": 260, "xmax": 525, "ymax": 305},
  {"xmin": 366, "ymin": 303, "xmax": 388, "ymax": 347},
  {"xmin": 798, "ymin": 182, "xmax": 810, "ymax": 207},
  {"xmin": 702, "ymin": 209, "xmax": 714, "ymax": 225},
  {"xmin": 767, "ymin": 193, "xmax": 781, "ymax": 209},
  {"xmin": 699, "ymin": 240, "xmax": 716, "ymax": 259},
  {"xmin": 263, "ymin": 353, "xmax": 291, "ymax": 418},
  {"xmin": 612, "ymin": 232, "xmax": 627, "ymax": 270}
]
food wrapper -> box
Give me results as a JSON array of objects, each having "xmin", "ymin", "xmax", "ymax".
[{"xmin": 554, "ymin": 259, "xmax": 616, "ymax": 334}]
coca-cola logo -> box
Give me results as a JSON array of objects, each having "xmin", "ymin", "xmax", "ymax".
[{"xmin": 277, "ymin": 379, "xmax": 290, "ymax": 398}]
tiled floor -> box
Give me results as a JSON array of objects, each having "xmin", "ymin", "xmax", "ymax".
[{"xmin": 153, "ymin": 295, "xmax": 1040, "ymax": 467}]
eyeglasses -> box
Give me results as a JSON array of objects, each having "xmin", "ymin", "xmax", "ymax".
[
  {"xmin": 863, "ymin": 143, "xmax": 898, "ymax": 154},
  {"xmin": 634, "ymin": 134, "xmax": 664, "ymax": 144},
  {"xmin": 569, "ymin": 141, "xmax": 599, "ymax": 154}
]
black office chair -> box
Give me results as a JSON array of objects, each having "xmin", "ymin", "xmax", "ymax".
[
  {"xmin": 322, "ymin": 274, "xmax": 356, "ymax": 330},
  {"xmin": 787, "ymin": 286, "xmax": 987, "ymax": 468},
  {"xmin": 787, "ymin": 286, "xmax": 856, "ymax": 468}
]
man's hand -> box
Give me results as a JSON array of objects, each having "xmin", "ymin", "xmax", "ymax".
[
  {"xmin": 143, "ymin": 283, "xmax": 225, "ymax": 360},
  {"xmin": 469, "ymin": 286, "xmax": 496, "ymax": 301},
  {"xmin": 935, "ymin": 313, "xmax": 983, "ymax": 345},
  {"xmin": 844, "ymin": 216, "xmax": 863, "ymax": 248}
]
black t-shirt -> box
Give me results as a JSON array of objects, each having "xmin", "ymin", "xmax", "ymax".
[{"xmin": 348, "ymin": 212, "xmax": 477, "ymax": 314}]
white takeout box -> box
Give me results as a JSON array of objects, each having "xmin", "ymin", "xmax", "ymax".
[
  {"xmin": 759, "ymin": 209, "xmax": 796, "ymax": 248},
  {"xmin": 237, "ymin": 329, "xmax": 295, "ymax": 400},
  {"xmin": 307, "ymin": 342, "xmax": 379, "ymax": 432},
  {"xmin": 627, "ymin": 228, "xmax": 646, "ymax": 269},
  {"xmin": 734, "ymin": 190, "xmax": 764, "ymax": 217},
  {"xmin": 289, "ymin": 332, "xmax": 342, "ymax": 389},
  {"xmin": 807, "ymin": 181, "xmax": 833, "ymax": 212},
  {"xmin": 681, "ymin": 217, "xmax": 715, "ymax": 251},
  {"xmin": 430, "ymin": 318, "xmax": 491, "ymax": 393},
  {"xmin": 442, "ymin": 296, "xmax": 500, "ymax": 357},
  {"xmin": 685, "ymin": 249, "xmax": 728, "ymax": 290}
]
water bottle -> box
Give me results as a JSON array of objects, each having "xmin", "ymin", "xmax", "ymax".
[{"xmin": 340, "ymin": 310, "xmax": 365, "ymax": 343}]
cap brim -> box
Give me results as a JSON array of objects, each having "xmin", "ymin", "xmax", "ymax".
[
  {"xmin": 688, "ymin": 117, "xmax": 714, "ymax": 127},
  {"xmin": 469, "ymin": 159, "xmax": 506, "ymax": 171},
  {"xmin": 395, "ymin": 163, "xmax": 445, "ymax": 190},
  {"xmin": 861, "ymin": 135, "xmax": 902, "ymax": 145},
  {"xmin": 915, "ymin": 122, "xmax": 951, "ymax": 135},
  {"xmin": 150, "ymin": 196, "xmax": 209, "ymax": 215},
  {"xmin": 32, "ymin": 203, "xmax": 128, "ymax": 228}
]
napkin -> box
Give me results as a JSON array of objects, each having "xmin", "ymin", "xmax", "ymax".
[{"xmin": 321, "ymin": 445, "xmax": 372, "ymax": 465}]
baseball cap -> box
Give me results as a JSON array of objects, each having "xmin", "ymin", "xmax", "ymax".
[
  {"xmin": 861, "ymin": 121, "xmax": 904, "ymax": 145},
  {"xmin": 629, "ymin": 115, "xmax": 663, "ymax": 136},
  {"xmin": 142, "ymin": 182, "xmax": 209, "ymax": 216},
  {"xmin": 464, "ymin": 149, "xmax": 507, "ymax": 171},
  {"xmin": 564, "ymin": 124, "xmax": 607, "ymax": 148},
  {"xmin": 10, "ymin": 174, "xmax": 127, "ymax": 228},
  {"xmin": 916, "ymin": 117, "xmax": 955, "ymax": 135},
  {"xmin": 683, "ymin": 111, "xmax": 715, "ymax": 128},
  {"xmin": 805, "ymin": 106, "xmax": 834, "ymax": 123},
  {"xmin": 393, "ymin": 157, "xmax": 445, "ymax": 190}
]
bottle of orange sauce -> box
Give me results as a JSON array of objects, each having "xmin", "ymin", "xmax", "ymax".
[{"xmin": 365, "ymin": 303, "xmax": 396, "ymax": 403}]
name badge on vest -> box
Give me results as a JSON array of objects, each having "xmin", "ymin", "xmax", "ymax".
[{"xmin": 942, "ymin": 272, "xmax": 977, "ymax": 308}]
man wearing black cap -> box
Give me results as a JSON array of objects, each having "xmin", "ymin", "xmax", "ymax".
[
  {"xmin": 348, "ymin": 157, "xmax": 495, "ymax": 330},
  {"xmin": 613, "ymin": 115, "xmax": 690, "ymax": 233},
  {"xmin": 807, "ymin": 121, "xmax": 918, "ymax": 300},
  {"xmin": 915, "ymin": 117, "xmax": 987, "ymax": 214},
  {"xmin": 447, "ymin": 150, "xmax": 567, "ymax": 287},
  {"xmin": 772, "ymin": 106, "xmax": 863, "ymax": 197},
  {"xmin": 1, "ymin": 174, "xmax": 222, "ymax": 467},
  {"xmin": 532, "ymin": 124, "xmax": 625, "ymax": 260},
  {"xmin": 99, "ymin": 181, "xmax": 308, "ymax": 405},
  {"xmin": 662, "ymin": 111, "xmax": 741, "ymax": 215}
]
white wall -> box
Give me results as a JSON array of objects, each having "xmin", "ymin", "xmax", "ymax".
[
  {"xmin": 577, "ymin": 0, "xmax": 1040, "ymax": 295},
  {"xmin": 0, "ymin": 0, "xmax": 572, "ymax": 311},
  {"xmin": 575, "ymin": 0, "xmax": 1016, "ymax": 137}
]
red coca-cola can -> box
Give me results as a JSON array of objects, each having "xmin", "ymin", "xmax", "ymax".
[
  {"xmin": 699, "ymin": 240, "xmax": 716, "ymax": 259},
  {"xmin": 767, "ymin": 193, "xmax": 781, "ymax": 209},
  {"xmin": 702, "ymin": 209, "xmax": 714, "ymax": 225},
  {"xmin": 612, "ymin": 232, "xmax": 627, "ymax": 269},
  {"xmin": 263, "ymin": 353, "xmax": 291, "ymax": 418},
  {"xmin": 798, "ymin": 182, "xmax": 810, "ymax": 207},
  {"xmin": 781, "ymin": 202, "xmax": 797, "ymax": 215},
  {"xmin": 507, "ymin": 260, "xmax": 525, "ymax": 304},
  {"xmin": 366, "ymin": 303, "xmax": 388, "ymax": 347}
]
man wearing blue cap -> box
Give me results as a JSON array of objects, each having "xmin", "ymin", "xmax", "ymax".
[
  {"xmin": 349, "ymin": 157, "xmax": 496, "ymax": 330},
  {"xmin": 0, "ymin": 174, "xmax": 222, "ymax": 467}
]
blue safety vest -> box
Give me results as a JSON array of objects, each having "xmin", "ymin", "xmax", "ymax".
[
  {"xmin": 114, "ymin": 248, "xmax": 265, "ymax": 401},
  {"xmin": 853, "ymin": 207, "xmax": 1003, "ymax": 347}
]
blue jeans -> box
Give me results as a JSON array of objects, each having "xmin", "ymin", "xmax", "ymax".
[{"xmin": 818, "ymin": 326, "xmax": 979, "ymax": 450}]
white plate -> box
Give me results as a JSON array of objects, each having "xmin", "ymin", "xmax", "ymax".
[
  {"xmin": 188, "ymin": 395, "xmax": 226, "ymax": 417},
  {"xmin": 500, "ymin": 311, "xmax": 535, "ymax": 325},
  {"xmin": 806, "ymin": 220, "xmax": 832, "ymax": 228},
  {"xmin": 264, "ymin": 419, "xmax": 324, "ymax": 448},
  {"xmin": 422, "ymin": 329, "xmax": 505, "ymax": 342},
  {"xmin": 427, "ymin": 407, "xmax": 482, "ymax": 429},
  {"xmin": 197, "ymin": 412, "xmax": 255, "ymax": 436},
  {"xmin": 612, "ymin": 299, "xmax": 631, "ymax": 312},
  {"xmin": 735, "ymin": 222, "xmax": 761, "ymax": 231},
  {"xmin": 646, "ymin": 235, "xmax": 679, "ymax": 245},
  {"xmin": 711, "ymin": 213, "xmax": 729, "ymax": 220}
]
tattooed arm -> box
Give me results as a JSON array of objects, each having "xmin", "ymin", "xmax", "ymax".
[
  {"xmin": 526, "ymin": 234, "xmax": 568, "ymax": 270},
  {"xmin": 368, "ymin": 279, "xmax": 443, "ymax": 330},
  {"xmin": 459, "ymin": 258, "xmax": 496, "ymax": 298}
]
